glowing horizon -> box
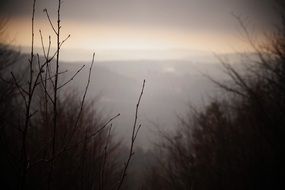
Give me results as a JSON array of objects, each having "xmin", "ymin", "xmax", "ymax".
[
  {"xmin": 1, "ymin": 0, "xmax": 276, "ymax": 61},
  {"xmin": 1, "ymin": 17, "xmax": 261, "ymax": 61}
]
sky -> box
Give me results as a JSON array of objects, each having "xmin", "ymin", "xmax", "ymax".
[{"xmin": 0, "ymin": 0, "xmax": 278, "ymax": 61}]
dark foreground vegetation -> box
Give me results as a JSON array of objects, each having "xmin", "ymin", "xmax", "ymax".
[
  {"xmin": 0, "ymin": 1, "xmax": 145, "ymax": 189},
  {"xmin": 143, "ymin": 1, "xmax": 285, "ymax": 190},
  {"xmin": 1, "ymin": 0, "xmax": 285, "ymax": 190}
]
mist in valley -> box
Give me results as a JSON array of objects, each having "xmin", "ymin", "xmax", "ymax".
[
  {"xmin": 1, "ymin": 0, "xmax": 285, "ymax": 189},
  {"xmin": 60, "ymin": 56, "xmax": 232, "ymax": 147}
]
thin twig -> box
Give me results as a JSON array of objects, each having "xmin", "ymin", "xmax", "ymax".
[
  {"xmin": 100, "ymin": 124, "xmax": 112, "ymax": 190},
  {"xmin": 19, "ymin": 1, "xmax": 36, "ymax": 189},
  {"xmin": 39, "ymin": 30, "xmax": 46, "ymax": 58},
  {"xmin": 65, "ymin": 53, "xmax": 94, "ymax": 147},
  {"xmin": 57, "ymin": 64, "xmax": 85, "ymax": 89},
  {"xmin": 60, "ymin": 34, "xmax": 71, "ymax": 47},
  {"xmin": 43, "ymin": 9, "xmax": 57, "ymax": 35},
  {"xmin": 116, "ymin": 79, "xmax": 146, "ymax": 190},
  {"xmin": 30, "ymin": 113, "xmax": 120, "ymax": 168},
  {"xmin": 48, "ymin": 0, "xmax": 61, "ymax": 189},
  {"xmin": 10, "ymin": 72, "xmax": 28, "ymax": 106}
]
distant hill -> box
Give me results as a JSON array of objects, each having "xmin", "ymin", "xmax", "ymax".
[
  {"xmin": 4, "ymin": 48, "xmax": 248, "ymax": 148},
  {"xmin": 61, "ymin": 59, "xmax": 234, "ymax": 148}
]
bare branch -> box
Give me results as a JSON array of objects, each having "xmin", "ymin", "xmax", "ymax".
[
  {"xmin": 48, "ymin": 0, "xmax": 62, "ymax": 188},
  {"xmin": 37, "ymin": 54, "xmax": 55, "ymax": 104},
  {"xmin": 100, "ymin": 124, "xmax": 112, "ymax": 190},
  {"xmin": 116, "ymin": 79, "xmax": 146, "ymax": 190},
  {"xmin": 39, "ymin": 30, "xmax": 46, "ymax": 58},
  {"xmin": 19, "ymin": 1, "xmax": 36, "ymax": 189},
  {"xmin": 10, "ymin": 72, "xmax": 28, "ymax": 106},
  {"xmin": 134, "ymin": 124, "xmax": 142, "ymax": 140},
  {"xmin": 59, "ymin": 34, "xmax": 71, "ymax": 48},
  {"xmin": 32, "ymin": 113, "xmax": 120, "ymax": 167},
  {"xmin": 66, "ymin": 53, "xmax": 95, "ymax": 145},
  {"xmin": 43, "ymin": 9, "xmax": 57, "ymax": 35},
  {"xmin": 57, "ymin": 64, "xmax": 85, "ymax": 89}
]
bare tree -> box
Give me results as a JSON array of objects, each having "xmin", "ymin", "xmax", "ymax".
[{"xmin": 144, "ymin": 2, "xmax": 285, "ymax": 190}]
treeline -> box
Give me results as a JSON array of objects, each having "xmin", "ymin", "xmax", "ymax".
[
  {"xmin": 0, "ymin": 44, "xmax": 123, "ymax": 190},
  {"xmin": 143, "ymin": 2, "xmax": 285, "ymax": 190}
]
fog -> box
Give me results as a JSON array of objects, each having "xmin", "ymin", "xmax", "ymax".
[
  {"xmin": 1, "ymin": 0, "xmax": 284, "ymax": 189},
  {"xmin": 58, "ymin": 53, "xmax": 244, "ymax": 148}
]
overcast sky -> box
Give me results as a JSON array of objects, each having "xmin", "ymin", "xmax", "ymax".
[{"xmin": 0, "ymin": 0, "xmax": 279, "ymax": 61}]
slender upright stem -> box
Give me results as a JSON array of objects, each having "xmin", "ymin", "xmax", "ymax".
[
  {"xmin": 19, "ymin": 1, "xmax": 36, "ymax": 189},
  {"xmin": 48, "ymin": 1, "xmax": 61, "ymax": 189},
  {"xmin": 116, "ymin": 80, "xmax": 145, "ymax": 190}
]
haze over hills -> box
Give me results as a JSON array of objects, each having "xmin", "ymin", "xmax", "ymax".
[
  {"xmin": 10, "ymin": 48, "xmax": 248, "ymax": 148},
  {"xmin": 20, "ymin": 46, "xmax": 252, "ymax": 62},
  {"xmin": 60, "ymin": 58, "xmax": 236, "ymax": 148}
]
